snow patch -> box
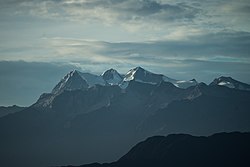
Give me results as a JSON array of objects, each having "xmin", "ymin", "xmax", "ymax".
[
  {"xmin": 218, "ymin": 81, "xmax": 235, "ymax": 88},
  {"xmin": 124, "ymin": 69, "xmax": 137, "ymax": 81}
]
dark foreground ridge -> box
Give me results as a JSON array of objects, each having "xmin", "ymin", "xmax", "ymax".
[
  {"xmin": 65, "ymin": 132, "xmax": 250, "ymax": 167},
  {"xmin": 0, "ymin": 105, "xmax": 26, "ymax": 118}
]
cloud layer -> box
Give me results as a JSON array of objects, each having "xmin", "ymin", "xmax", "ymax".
[
  {"xmin": 1, "ymin": 30, "xmax": 250, "ymax": 84},
  {"xmin": 1, "ymin": 0, "xmax": 248, "ymax": 31},
  {"xmin": 0, "ymin": 0, "xmax": 250, "ymax": 105}
]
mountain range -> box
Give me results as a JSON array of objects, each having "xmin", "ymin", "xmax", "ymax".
[
  {"xmin": 0, "ymin": 67, "xmax": 250, "ymax": 167},
  {"xmin": 0, "ymin": 105, "xmax": 26, "ymax": 118},
  {"xmin": 52, "ymin": 67, "xmax": 198, "ymax": 94}
]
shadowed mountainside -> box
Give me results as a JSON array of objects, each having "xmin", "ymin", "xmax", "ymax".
[
  {"xmin": 0, "ymin": 105, "xmax": 26, "ymax": 118},
  {"xmin": 66, "ymin": 132, "xmax": 250, "ymax": 167}
]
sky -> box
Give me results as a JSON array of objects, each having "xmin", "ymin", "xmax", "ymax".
[{"xmin": 0, "ymin": 0, "xmax": 250, "ymax": 106}]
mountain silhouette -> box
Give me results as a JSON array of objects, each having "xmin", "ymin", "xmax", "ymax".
[
  {"xmin": 210, "ymin": 76, "xmax": 250, "ymax": 91},
  {"xmin": 0, "ymin": 105, "xmax": 26, "ymax": 118},
  {"xmin": 0, "ymin": 67, "xmax": 250, "ymax": 167},
  {"xmin": 64, "ymin": 132, "xmax": 250, "ymax": 167}
]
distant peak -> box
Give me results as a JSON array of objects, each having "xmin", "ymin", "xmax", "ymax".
[
  {"xmin": 68, "ymin": 69, "xmax": 81, "ymax": 77},
  {"xmin": 52, "ymin": 69, "xmax": 88, "ymax": 94},
  {"xmin": 126, "ymin": 66, "xmax": 150, "ymax": 75},
  {"xmin": 72, "ymin": 69, "xmax": 79, "ymax": 73},
  {"xmin": 197, "ymin": 82, "xmax": 207, "ymax": 87},
  {"xmin": 102, "ymin": 68, "xmax": 118, "ymax": 75},
  {"xmin": 123, "ymin": 67, "xmax": 164, "ymax": 85},
  {"xmin": 135, "ymin": 66, "xmax": 143, "ymax": 69},
  {"xmin": 212, "ymin": 76, "xmax": 235, "ymax": 84},
  {"xmin": 190, "ymin": 79, "xmax": 197, "ymax": 82},
  {"xmin": 134, "ymin": 66, "xmax": 146, "ymax": 71},
  {"xmin": 217, "ymin": 76, "xmax": 233, "ymax": 81},
  {"xmin": 102, "ymin": 68, "xmax": 122, "ymax": 85},
  {"xmin": 109, "ymin": 68, "xmax": 116, "ymax": 71},
  {"xmin": 102, "ymin": 68, "xmax": 121, "ymax": 77},
  {"xmin": 209, "ymin": 76, "xmax": 250, "ymax": 91}
]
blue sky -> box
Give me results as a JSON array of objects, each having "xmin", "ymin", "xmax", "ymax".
[{"xmin": 0, "ymin": 0, "xmax": 250, "ymax": 106}]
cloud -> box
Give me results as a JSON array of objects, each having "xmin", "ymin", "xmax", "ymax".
[
  {"xmin": 1, "ymin": 0, "xmax": 250, "ymax": 38},
  {"xmin": 1, "ymin": 0, "xmax": 250, "ymax": 30},
  {"xmin": 60, "ymin": 0, "xmax": 200, "ymax": 21},
  {"xmin": 8, "ymin": 30, "xmax": 246, "ymax": 84},
  {"xmin": 65, "ymin": 31, "xmax": 250, "ymax": 81},
  {"xmin": 96, "ymin": 31, "xmax": 250, "ymax": 61},
  {"xmin": 3, "ymin": 0, "xmax": 201, "ymax": 29},
  {"xmin": 2, "ymin": 30, "xmax": 249, "ymax": 73}
]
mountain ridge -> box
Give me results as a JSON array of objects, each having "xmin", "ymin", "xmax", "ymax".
[
  {"xmin": 51, "ymin": 68, "xmax": 250, "ymax": 95},
  {"xmin": 0, "ymin": 67, "xmax": 250, "ymax": 167},
  {"xmin": 64, "ymin": 132, "xmax": 250, "ymax": 167},
  {"xmin": 210, "ymin": 76, "xmax": 250, "ymax": 91},
  {"xmin": 51, "ymin": 67, "xmax": 201, "ymax": 95},
  {"xmin": 0, "ymin": 105, "xmax": 26, "ymax": 118}
]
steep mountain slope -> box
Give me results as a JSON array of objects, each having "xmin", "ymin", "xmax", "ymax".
[
  {"xmin": 121, "ymin": 67, "xmax": 198, "ymax": 89},
  {"xmin": 138, "ymin": 84, "xmax": 250, "ymax": 137},
  {"xmin": 102, "ymin": 69, "xmax": 123, "ymax": 85},
  {"xmin": 52, "ymin": 70, "xmax": 89, "ymax": 94},
  {"xmin": 123, "ymin": 67, "xmax": 167, "ymax": 84},
  {"xmin": 72, "ymin": 132, "xmax": 250, "ymax": 167},
  {"xmin": 210, "ymin": 76, "xmax": 250, "ymax": 91},
  {"xmin": 118, "ymin": 132, "xmax": 250, "ymax": 167}
]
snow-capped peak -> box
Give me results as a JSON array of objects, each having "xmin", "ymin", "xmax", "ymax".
[
  {"xmin": 121, "ymin": 67, "xmax": 199, "ymax": 89},
  {"xmin": 51, "ymin": 70, "xmax": 89, "ymax": 94},
  {"xmin": 120, "ymin": 67, "xmax": 162, "ymax": 88},
  {"xmin": 174, "ymin": 79, "xmax": 198, "ymax": 89},
  {"xmin": 102, "ymin": 68, "xmax": 123, "ymax": 85},
  {"xmin": 210, "ymin": 76, "xmax": 250, "ymax": 91},
  {"xmin": 123, "ymin": 68, "xmax": 136, "ymax": 82},
  {"xmin": 123, "ymin": 67, "xmax": 158, "ymax": 82},
  {"xmin": 52, "ymin": 67, "xmax": 201, "ymax": 93},
  {"xmin": 51, "ymin": 70, "xmax": 108, "ymax": 94},
  {"xmin": 101, "ymin": 68, "xmax": 117, "ymax": 76}
]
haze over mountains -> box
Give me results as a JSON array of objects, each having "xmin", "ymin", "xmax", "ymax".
[{"xmin": 0, "ymin": 67, "xmax": 250, "ymax": 167}]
